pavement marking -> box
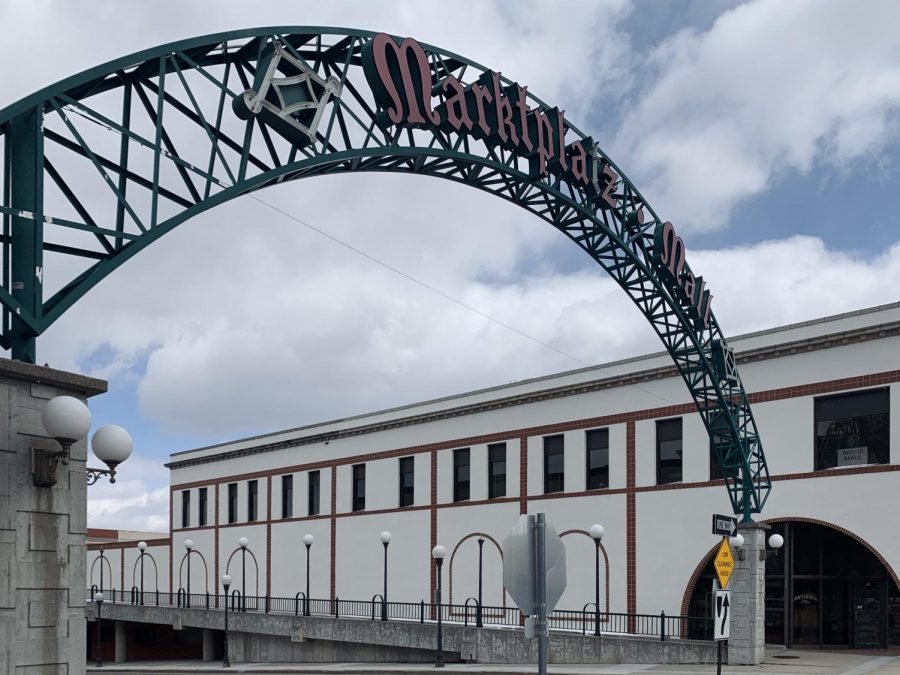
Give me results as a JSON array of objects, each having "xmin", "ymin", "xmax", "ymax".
[{"xmin": 841, "ymin": 657, "xmax": 897, "ymax": 675}]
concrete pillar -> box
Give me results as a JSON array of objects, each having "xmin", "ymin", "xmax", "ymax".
[
  {"xmin": 729, "ymin": 522, "xmax": 770, "ymax": 665},
  {"xmin": 115, "ymin": 620, "xmax": 127, "ymax": 662},
  {"xmin": 202, "ymin": 628, "xmax": 216, "ymax": 662},
  {"xmin": 0, "ymin": 360, "xmax": 107, "ymax": 674}
]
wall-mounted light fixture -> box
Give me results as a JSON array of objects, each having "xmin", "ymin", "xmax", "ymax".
[
  {"xmin": 33, "ymin": 395, "xmax": 133, "ymax": 487},
  {"xmin": 34, "ymin": 396, "xmax": 91, "ymax": 487},
  {"xmin": 86, "ymin": 424, "xmax": 133, "ymax": 485}
]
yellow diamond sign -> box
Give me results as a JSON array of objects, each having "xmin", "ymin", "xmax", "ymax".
[{"xmin": 714, "ymin": 537, "xmax": 735, "ymax": 589}]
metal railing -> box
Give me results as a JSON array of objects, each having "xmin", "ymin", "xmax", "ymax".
[{"xmin": 86, "ymin": 589, "xmax": 712, "ymax": 641}]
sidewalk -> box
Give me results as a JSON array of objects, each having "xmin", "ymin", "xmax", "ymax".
[{"xmin": 85, "ymin": 649, "xmax": 900, "ymax": 675}]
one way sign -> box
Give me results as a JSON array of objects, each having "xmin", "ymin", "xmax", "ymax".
[
  {"xmin": 714, "ymin": 589, "xmax": 731, "ymax": 640},
  {"xmin": 712, "ymin": 513, "xmax": 737, "ymax": 537}
]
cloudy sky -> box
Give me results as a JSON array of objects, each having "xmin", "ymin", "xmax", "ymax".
[{"xmin": 1, "ymin": 0, "xmax": 898, "ymax": 532}]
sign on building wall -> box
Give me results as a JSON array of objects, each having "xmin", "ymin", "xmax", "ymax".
[{"xmin": 837, "ymin": 446, "xmax": 868, "ymax": 467}]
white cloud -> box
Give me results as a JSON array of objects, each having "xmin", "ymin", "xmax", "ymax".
[
  {"xmin": 616, "ymin": 0, "xmax": 900, "ymax": 231},
  {"xmin": 3, "ymin": 1, "xmax": 900, "ymax": 532},
  {"xmin": 87, "ymin": 456, "xmax": 170, "ymax": 532}
]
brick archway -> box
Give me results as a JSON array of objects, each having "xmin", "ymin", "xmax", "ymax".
[{"xmin": 680, "ymin": 516, "xmax": 900, "ymax": 619}]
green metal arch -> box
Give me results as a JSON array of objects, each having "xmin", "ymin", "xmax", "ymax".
[{"xmin": 0, "ymin": 27, "xmax": 770, "ymax": 518}]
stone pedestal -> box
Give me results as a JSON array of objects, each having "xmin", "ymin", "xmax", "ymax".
[
  {"xmin": 0, "ymin": 359, "xmax": 106, "ymax": 674},
  {"xmin": 728, "ymin": 522, "xmax": 770, "ymax": 665}
]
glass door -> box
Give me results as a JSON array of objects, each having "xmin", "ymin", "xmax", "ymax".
[
  {"xmin": 853, "ymin": 578, "xmax": 884, "ymax": 648},
  {"xmin": 792, "ymin": 578, "xmax": 820, "ymax": 645},
  {"xmin": 822, "ymin": 578, "xmax": 848, "ymax": 646}
]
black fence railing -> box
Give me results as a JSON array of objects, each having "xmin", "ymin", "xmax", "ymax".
[{"xmin": 86, "ymin": 588, "xmax": 712, "ymax": 641}]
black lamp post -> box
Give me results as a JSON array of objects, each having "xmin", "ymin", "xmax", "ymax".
[
  {"xmin": 98, "ymin": 548, "xmax": 105, "ymax": 593},
  {"xmin": 222, "ymin": 574, "xmax": 232, "ymax": 668},
  {"xmin": 184, "ymin": 539, "xmax": 195, "ymax": 608},
  {"xmin": 476, "ymin": 536, "xmax": 484, "ymax": 628},
  {"xmin": 94, "ymin": 591, "xmax": 104, "ymax": 667},
  {"xmin": 432, "ymin": 545, "xmax": 446, "ymax": 668},
  {"xmin": 380, "ymin": 531, "xmax": 392, "ymax": 621},
  {"xmin": 590, "ymin": 523, "xmax": 605, "ymax": 637},
  {"xmin": 238, "ymin": 537, "xmax": 248, "ymax": 611},
  {"xmin": 137, "ymin": 541, "xmax": 147, "ymax": 605},
  {"xmin": 303, "ymin": 534, "xmax": 314, "ymax": 616}
]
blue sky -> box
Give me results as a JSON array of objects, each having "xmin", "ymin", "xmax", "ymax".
[{"xmin": 1, "ymin": 0, "xmax": 898, "ymax": 530}]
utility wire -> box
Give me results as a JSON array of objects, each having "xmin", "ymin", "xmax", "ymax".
[
  {"xmin": 249, "ymin": 194, "xmax": 676, "ymax": 406},
  {"xmin": 248, "ymin": 195, "xmax": 593, "ymax": 367}
]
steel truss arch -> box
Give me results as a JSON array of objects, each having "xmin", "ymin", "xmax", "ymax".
[{"xmin": 0, "ymin": 27, "xmax": 771, "ymax": 518}]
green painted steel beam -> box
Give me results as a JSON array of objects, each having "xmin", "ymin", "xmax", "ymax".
[{"xmin": 0, "ymin": 27, "xmax": 773, "ymax": 518}]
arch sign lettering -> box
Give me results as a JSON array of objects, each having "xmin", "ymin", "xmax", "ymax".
[{"xmin": 0, "ymin": 28, "xmax": 770, "ymax": 518}]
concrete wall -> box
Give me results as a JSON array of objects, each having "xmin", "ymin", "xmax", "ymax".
[
  {"xmin": 95, "ymin": 602, "xmax": 718, "ymax": 664},
  {"xmin": 0, "ymin": 359, "xmax": 106, "ymax": 674}
]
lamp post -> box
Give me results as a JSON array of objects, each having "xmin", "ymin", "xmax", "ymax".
[
  {"xmin": 184, "ymin": 539, "xmax": 194, "ymax": 608},
  {"xmin": 303, "ymin": 534, "xmax": 314, "ymax": 616},
  {"xmin": 432, "ymin": 545, "xmax": 446, "ymax": 668},
  {"xmin": 239, "ymin": 537, "xmax": 248, "ymax": 611},
  {"xmin": 590, "ymin": 523, "xmax": 604, "ymax": 637},
  {"xmin": 98, "ymin": 548, "xmax": 106, "ymax": 593},
  {"xmin": 221, "ymin": 575, "xmax": 232, "ymax": 668},
  {"xmin": 137, "ymin": 541, "xmax": 147, "ymax": 605},
  {"xmin": 476, "ymin": 535, "xmax": 484, "ymax": 628},
  {"xmin": 380, "ymin": 531, "xmax": 392, "ymax": 621},
  {"xmin": 93, "ymin": 591, "xmax": 104, "ymax": 668}
]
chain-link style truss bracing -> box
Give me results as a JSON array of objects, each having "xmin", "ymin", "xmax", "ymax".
[{"xmin": 0, "ymin": 28, "xmax": 770, "ymax": 519}]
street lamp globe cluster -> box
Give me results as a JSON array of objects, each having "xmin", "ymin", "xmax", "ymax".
[
  {"xmin": 37, "ymin": 394, "xmax": 134, "ymax": 487},
  {"xmin": 729, "ymin": 531, "xmax": 785, "ymax": 561}
]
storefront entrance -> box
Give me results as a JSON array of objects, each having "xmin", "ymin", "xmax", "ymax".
[{"xmin": 688, "ymin": 521, "xmax": 900, "ymax": 648}]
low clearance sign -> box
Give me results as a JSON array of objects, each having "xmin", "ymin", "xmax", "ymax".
[{"xmin": 362, "ymin": 33, "xmax": 714, "ymax": 330}]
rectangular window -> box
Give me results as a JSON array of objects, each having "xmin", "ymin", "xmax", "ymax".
[
  {"xmin": 198, "ymin": 487, "xmax": 207, "ymax": 527},
  {"xmin": 247, "ymin": 480, "xmax": 258, "ymax": 522},
  {"xmin": 543, "ymin": 435, "xmax": 565, "ymax": 494},
  {"xmin": 586, "ymin": 429, "xmax": 609, "ymax": 490},
  {"xmin": 399, "ymin": 456, "xmax": 415, "ymax": 507},
  {"xmin": 308, "ymin": 471, "xmax": 321, "ymax": 516},
  {"xmin": 710, "ymin": 440, "xmax": 723, "ymax": 481},
  {"xmin": 657, "ymin": 418, "xmax": 683, "ymax": 485},
  {"xmin": 453, "ymin": 448, "xmax": 470, "ymax": 502},
  {"xmin": 815, "ymin": 388, "xmax": 889, "ymax": 470},
  {"xmin": 227, "ymin": 483, "xmax": 238, "ymax": 524},
  {"xmin": 352, "ymin": 464, "xmax": 366, "ymax": 512},
  {"xmin": 488, "ymin": 443, "xmax": 506, "ymax": 499},
  {"xmin": 281, "ymin": 475, "xmax": 293, "ymax": 519},
  {"xmin": 181, "ymin": 490, "xmax": 190, "ymax": 528}
]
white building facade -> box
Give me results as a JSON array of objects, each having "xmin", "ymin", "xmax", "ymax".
[{"xmin": 89, "ymin": 303, "xmax": 900, "ymax": 649}]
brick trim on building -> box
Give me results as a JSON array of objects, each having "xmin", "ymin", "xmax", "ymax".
[
  {"xmin": 559, "ymin": 529, "xmax": 610, "ymax": 616},
  {"xmin": 446, "ymin": 531, "xmax": 506, "ymax": 608},
  {"xmin": 150, "ymin": 368, "xmax": 900, "ymax": 608},
  {"xmin": 678, "ymin": 516, "xmax": 900, "ymax": 620},
  {"xmin": 626, "ymin": 420, "xmax": 636, "ymax": 631}
]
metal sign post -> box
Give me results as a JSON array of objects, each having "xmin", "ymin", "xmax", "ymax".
[
  {"xmin": 503, "ymin": 513, "xmax": 567, "ymax": 675},
  {"xmin": 535, "ymin": 514, "xmax": 548, "ymax": 675},
  {"xmin": 713, "ymin": 581, "xmax": 730, "ymax": 675}
]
